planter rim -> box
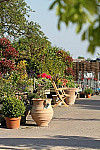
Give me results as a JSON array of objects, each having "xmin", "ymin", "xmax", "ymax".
[
  {"xmin": 31, "ymin": 98, "xmax": 52, "ymax": 101},
  {"xmin": 5, "ymin": 117, "xmax": 21, "ymax": 120},
  {"xmin": 65, "ymin": 88, "xmax": 78, "ymax": 90}
]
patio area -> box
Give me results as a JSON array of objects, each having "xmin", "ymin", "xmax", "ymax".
[{"xmin": 0, "ymin": 95, "xmax": 100, "ymax": 150}]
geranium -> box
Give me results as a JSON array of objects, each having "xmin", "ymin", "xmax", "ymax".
[
  {"xmin": 39, "ymin": 73, "xmax": 51, "ymax": 80},
  {"xmin": 41, "ymin": 73, "xmax": 47, "ymax": 78},
  {"xmin": 46, "ymin": 75, "xmax": 51, "ymax": 80},
  {"xmin": 34, "ymin": 73, "xmax": 52, "ymax": 99}
]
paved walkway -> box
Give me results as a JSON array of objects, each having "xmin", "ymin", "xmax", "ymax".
[{"xmin": 0, "ymin": 95, "xmax": 100, "ymax": 150}]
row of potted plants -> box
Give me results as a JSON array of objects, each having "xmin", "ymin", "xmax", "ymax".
[
  {"xmin": 0, "ymin": 72, "xmax": 79, "ymax": 129},
  {"xmin": 0, "ymin": 38, "xmax": 76, "ymax": 129},
  {"xmin": 80, "ymin": 88, "xmax": 93, "ymax": 98}
]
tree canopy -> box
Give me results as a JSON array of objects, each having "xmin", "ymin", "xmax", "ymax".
[
  {"xmin": 0, "ymin": 0, "xmax": 74, "ymax": 79},
  {"xmin": 49, "ymin": 0, "xmax": 100, "ymax": 54},
  {"xmin": 0, "ymin": 0, "xmax": 33, "ymax": 38}
]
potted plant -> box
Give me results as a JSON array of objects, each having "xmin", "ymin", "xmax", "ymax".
[
  {"xmin": 30, "ymin": 73, "xmax": 53, "ymax": 126},
  {"xmin": 84, "ymin": 88, "xmax": 93, "ymax": 98},
  {"xmin": 2, "ymin": 96, "xmax": 25, "ymax": 129},
  {"xmin": 80, "ymin": 92, "xmax": 86, "ymax": 98},
  {"xmin": 64, "ymin": 75, "xmax": 78, "ymax": 105}
]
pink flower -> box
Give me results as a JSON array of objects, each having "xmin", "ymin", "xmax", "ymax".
[
  {"xmin": 41, "ymin": 73, "xmax": 47, "ymax": 78},
  {"xmin": 46, "ymin": 75, "xmax": 51, "ymax": 80}
]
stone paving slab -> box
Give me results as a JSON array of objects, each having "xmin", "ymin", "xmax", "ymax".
[{"xmin": 0, "ymin": 95, "xmax": 100, "ymax": 150}]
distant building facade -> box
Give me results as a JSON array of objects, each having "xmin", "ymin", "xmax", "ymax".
[{"xmin": 73, "ymin": 59, "xmax": 100, "ymax": 90}]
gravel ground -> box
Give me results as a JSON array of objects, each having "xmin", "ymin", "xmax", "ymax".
[{"xmin": 0, "ymin": 95, "xmax": 100, "ymax": 150}]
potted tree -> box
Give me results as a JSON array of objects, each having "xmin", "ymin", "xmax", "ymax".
[
  {"xmin": 84, "ymin": 88, "xmax": 93, "ymax": 98},
  {"xmin": 2, "ymin": 96, "xmax": 25, "ymax": 129}
]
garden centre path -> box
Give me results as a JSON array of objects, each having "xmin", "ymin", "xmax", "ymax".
[{"xmin": 0, "ymin": 95, "xmax": 100, "ymax": 150}]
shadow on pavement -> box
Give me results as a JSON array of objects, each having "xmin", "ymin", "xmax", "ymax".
[
  {"xmin": 53, "ymin": 117, "xmax": 100, "ymax": 122},
  {"xmin": 0, "ymin": 136, "xmax": 100, "ymax": 149},
  {"xmin": 75, "ymin": 98, "xmax": 100, "ymax": 110}
]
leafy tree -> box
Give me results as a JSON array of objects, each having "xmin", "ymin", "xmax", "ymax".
[
  {"xmin": 0, "ymin": 0, "xmax": 33, "ymax": 38},
  {"xmin": 49, "ymin": 0, "xmax": 100, "ymax": 54},
  {"xmin": 87, "ymin": 58, "xmax": 92, "ymax": 61},
  {"xmin": 77, "ymin": 56, "xmax": 85, "ymax": 59},
  {"xmin": 13, "ymin": 21, "xmax": 52, "ymax": 74}
]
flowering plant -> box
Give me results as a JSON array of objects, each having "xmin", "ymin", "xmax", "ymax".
[
  {"xmin": 33, "ymin": 73, "xmax": 52, "ymax": 99},
  {"xmin": 62, "ymin": 75, "xmax": 76, "ymax": 88},
  {"xmin": 0, "ymin": 37, "xmax": 18, "ymax": 75}
]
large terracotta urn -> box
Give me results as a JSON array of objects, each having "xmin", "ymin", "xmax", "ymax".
[
  {"xmin": 31, "ymin": 99, "xmax": 53, "ymax": 126},
  {"xmin": 64, "ymin": 88, "xmax": 78, "ymax": 105}
]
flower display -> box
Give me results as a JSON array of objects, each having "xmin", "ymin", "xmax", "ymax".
[
  {"xmin": 61, "ymin": 79, "xmax": 68, "ymax": 87},
  {"xmin": 33, "ymin": 73, "xmax": 52, "ymax": 99},
  {"xmin": 2, "ymin": 46, "xmax": 18, "ymax": 59},
  {"xmin": 0, "ymin": 37, "xmax": 18, "ymax": 75},
  {"xmin": 0, "ymin": 59, "xmax": 15, "ymax": 74}
]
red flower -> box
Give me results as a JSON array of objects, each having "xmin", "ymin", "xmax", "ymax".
[
  {"xmin": 46, "ymin": 75, "xmax": 51, "ymax": 80},
  {"xmin": 2, "ymin": 46, "xmax": 19, "ymax": 59},
  {"xmin": 94, "ymin": 78, "xmax": 98, "ymax": 81},
  {"xmin": 37, "ymin": 75, "xmax": 41, "ymax": 78},
  {"xmin": 81, "ymin": 78, "xmax": 84, "ymax": 80},
  {"xmin": 87, "ymin": 78, "xmax": 92, "ymax": 80},
  {"xmin": 0, "ymin": 38, "xmax": 11, "ymax": 48},
  {"xmin": 41, "ymin": 73, "xmax": 47, "ymax": 78}
]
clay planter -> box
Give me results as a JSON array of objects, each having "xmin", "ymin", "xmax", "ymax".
[
  {"xmin": 64, "ymin": 88, "xmax": 78, "ymax": 105},
  {"xmin": 5, "ymin": 117, "xmax": 21, "ymax": 129},
  {"xmin": 31, "ymin": 99, "xmax": 53, "ymax": 126},
  {"xmin": 86, "ymin": 94, "xmax": 91, "ymax": 98}
]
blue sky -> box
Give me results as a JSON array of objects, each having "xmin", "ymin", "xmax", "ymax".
[{"xmin": 25, "ymin": 0, "xmax": 100, "ymax": 59}]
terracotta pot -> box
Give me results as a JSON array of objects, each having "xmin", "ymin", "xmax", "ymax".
[
  {"xmin": 31, "ymin": 99, "xmax": 53, "ymax": 126},
  {"xmin": 5, "ymin": 117, "xmax": 21, "ymax": 129},
  {"xmin": 64, "ymin": 88, "xmax": 78, "ymax": 105},
  {"xmin": 86, "ymin": 94, "xmax": 91, "ymax": 98}
]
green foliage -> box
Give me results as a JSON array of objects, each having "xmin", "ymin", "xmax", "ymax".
[
  {"xmin": 97, "ymin": 53, "xmax": 100, "ymax": 58},
  {"xmin": 49, "ymin": 0, "xmax": 100, "ymax": 54},
  {"xmin": 84, "ymin": 88, "xmax": 93, "ymax": 94},
  {"xmin": 13, "ymin": 21, "xmax": 51, "ymax": 74},
  {"xmin": 2, "ymin": 96, "xmax": 26, "ymax": 118},
  {"xmin": 27, "ymin": 92, "xmax": 38, "ymax": 100},
  {"xmin": 44, "ymin": 46, "xmax": 65, "ymax": 77},
  {"xmin": 0, "ymin": 0, "xmax": 33, "ymax": 38},
  {"xmin": 77, "ymin": 56, "xmax": 85, "ymax": 59},
  {"xmin": 0, "ymin": 0, "xmax": 74, "ymax": 79},
  {"xmin": 65, "ymin": 75, "xmax": 76, "ymax": 88}
]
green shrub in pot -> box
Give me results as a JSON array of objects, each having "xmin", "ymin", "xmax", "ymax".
[{"xmin": 2, "ymin": 96, "xmax": 26, "ymax": 118}]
